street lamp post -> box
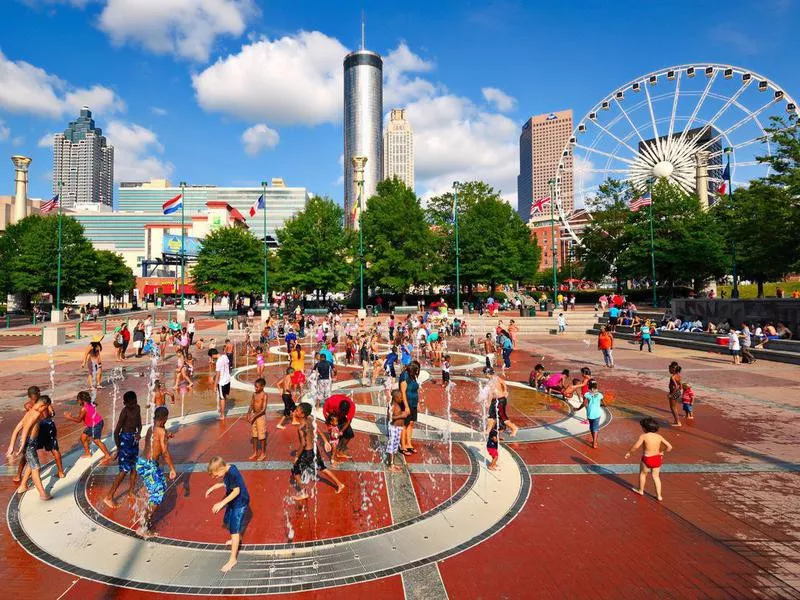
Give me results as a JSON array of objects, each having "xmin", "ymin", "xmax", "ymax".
[
  {"xmin": 56, "ymin": 180, "xmax": 63, "ymax": 316},
  {"xmin": 724, "ymin": 147, "xmax": 739, "ymax": 299},
  {"xmin": 647, "ymin": 178, "xmax": 657, "ymax": 308},
  {"xmin": 108, "ymin": 280, "xmax": 113, "ymax": 312},
  {"xmin": 179, "ymin": 181, "xmax": 187, "ymax": 311},
  {"xmin": 453, "ymin": 181, "xmax": 461, "ymax": 310},
  {"xmin": 352, "ymin": 157, "xmax": 368, "ymax": 314},
  {"xmin": 260, "ymin": 180, "xmax": 269, "ymax": 314},
  {"xmin": 548, "ymin": 179, "xmax": 558, "ymax": 298}
]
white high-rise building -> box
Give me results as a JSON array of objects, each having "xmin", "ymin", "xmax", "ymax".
[
  {"xmin": 383, "ymin": 108, "xmax": 414, "ymax": 190},
  {"xmin": 53, "ymin": 106, "xmax": 114, "ymax": 209}
]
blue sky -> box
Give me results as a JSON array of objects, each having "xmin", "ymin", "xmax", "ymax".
[{"xmin": 1, "ymin": 0, "xmax": 798, "ymax": 207}]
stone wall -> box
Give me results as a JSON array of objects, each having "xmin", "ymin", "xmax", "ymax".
[{"xmin": 670, "ymin": 298, "xmax": 800, "ymax": 337}]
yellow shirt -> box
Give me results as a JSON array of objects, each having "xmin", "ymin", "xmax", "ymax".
[{"xmin": 290, "ymin": 350, "xmax": 305, "ymax": 372}]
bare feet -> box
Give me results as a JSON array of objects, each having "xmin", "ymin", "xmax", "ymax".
[
  {"xmin": 220, "ymin": 559, "xmax": 237, "ymax": 573},
  {"xmin": 292, "ymin": 492, "xmax": 309, "ymax": 501},
  {"xmin": 101, "ymin": 457, "xmax": 112, "ymax": 465},
  {"xmin": 256, "ymin": 453, "xmax": 267, "ymax": 461},
  {"xmin": 16, "ymin": 486, "xmax": 27, "ymax": 495},
  {"xmin": 276, "ymin": 424, "xmax": 286, "ymax": 430},
  {"xmin": 38, "ymin": 493, "xmax": 53, "ymax": 501},
  {"xmin": 80, "ymin": 453, "xmax": 92, "ymax": 459},
  {"xmin": 673, "ymin": 421, "xmax": 682, "ymax": 427},
  {"xmin": 103, "ymin": 497, "xmax": 120, "ymax": 509},
  {"xmin": 488, "ymin": 465, "xmax": 498, "ymax": 471},
  {"xmin": 336, "ymin": 483, "xmax": 345, "ymax": 494},
  {"xmin": 387, "ymin": 465, "xmax": 402, "ymax": 472},
  {"xmin": 247, "ymin": 452, "xmax": 258, "ymax": 460},
  {"xmin": 225, "ymin": 539, "xmax": 233, "ymax": 546},
  {"xmin": 657, "ymin": 496, "xmax": 663, "ymax": 501},
  {"xmin": 631, "ymin": 487, "xmax": 644, "ymax": 496},
  {"xmin": 592, "ymin": 442, "xmax": 598, "ymax": 449},
  {"xmin": 12, "ymin": 476, "xmax": 20, "ymax": 484}
]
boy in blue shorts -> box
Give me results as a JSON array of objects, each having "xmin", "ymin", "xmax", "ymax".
[
  {"xmin": 206, "ymin": 456, "xmax": 250, "ymax": 573},
  {"xmin": 579, "ymin": 380, "xmax": 605, "ymax": 448},
  {"xmin": 104, "ymin": 391, "xmax": 142, "ymax": 508}
]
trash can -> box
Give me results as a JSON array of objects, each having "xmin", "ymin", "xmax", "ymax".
[{"xmin": 529, "ymin": 306, "xmax": 536, "ymax": 317}]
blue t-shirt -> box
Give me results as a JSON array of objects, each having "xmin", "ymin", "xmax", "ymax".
[
  {"xmin": 384, "ymin": 352, "xmax": 398, "ymax": 368},
  {"xmin": 501, "ymin": 335, "xmax": 512, "ymax": 350},
  {"xmin": 609, "ymin": 307, "xmax": 620, "ymax": 318},
  {"xmin": 319, "ymin": 348, "xmax": 334, "ymax": 364},
  {"xmin": 584, "ymin": 391, "xmax": 604, "ymax": 420},
  {"xmin": 285, "ymin": 332, "xmax": 297, "ymax": 345},
  {"xmin": 401, "ymin": 345, "xmax": 412, "ymax": 366},
  {"xmin": 399, "ymin": 371, "xmax": 419, "ymax": 408},
  {"xmin": 224, "ymin": 465, "xmax": 250, "ymax": 509}
]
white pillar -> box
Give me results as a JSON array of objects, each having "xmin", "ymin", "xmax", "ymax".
[
  {"xmin": 694, "ymin": 151, "xmax": 709, "ymax": 210},
  {"xmin": 11, "ymin": 155, "xmax": 31, "ymax": 224}
]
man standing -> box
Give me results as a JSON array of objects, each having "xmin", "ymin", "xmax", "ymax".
[
  {"xmin": 313, "ymin": 352, "xmax": 335, "ymax": 405},
  {"xmin": 209, "ymin": 349, "xmax": 231, "ymax": 419}
]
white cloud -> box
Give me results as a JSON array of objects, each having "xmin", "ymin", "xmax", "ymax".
[
  {"xmin": 37, "ymin": 132, "xmax": 58, "ymax": 147},
  {"xmin": 0, "ymin": 50, "xmax": 123, "ymax": 118},
  {"xmin": 241, "ymin": 123, "xmax": 279, "ymax": 155},
  {"xmin": 383, "ymin": 42, "xmax": 438, "ymax": 108},
  {"xmin": 481, "ymin": 87, "xmax": 516, "ymax": 112},
  {"xmin": 193, "ymin": 30, "xmax": 346, "ymax": 125},
  {"xmin": 150, "ymin": 106, "xmax": 168, "ymax": 116},
  {"xmin": 97, "ymin": 0, "xmax": 258, "ymax": 62},
  {"xmin": 105, "ymin": 120, "xmax": 174, "ymax": 181},
  {"xmin": 0, "ymin": 121, "xmax": 9, "ymax": 141},
  {"xmin": 406, "ymin": 94, "xmax": 520, "ymax": 206}
]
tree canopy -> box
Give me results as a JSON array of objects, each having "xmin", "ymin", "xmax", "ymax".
[
  {"xmin": 275, "ymin": 196, "xmax": 354, "ymax": 295},
  {"xmin": 191, "ymin": 226, "xmax": 264, "ymax": 298}
]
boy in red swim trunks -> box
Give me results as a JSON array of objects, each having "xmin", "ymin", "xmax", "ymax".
[{"xmin": 625, "ymin": 417, "xmax": 673, "ymax": 501}]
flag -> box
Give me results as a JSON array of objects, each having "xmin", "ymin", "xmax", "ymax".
[
  {"xmin": 717, "ymin": 163, "xmax": 730, "ymax": 195},
  {"xmin": 248, "ymin": 194, "xmax": 264, "ymax": 218},
  {"xmin": 40, "ymin": 194, "xmax": 59, "ymax": 215},
  {"xmin": 162, "ymin": 194, "xmax": 183, "ymax": 215},
  {"xmin": 629, "ymin": 191, "xmax": 652, "ymax": 212},
  {"xmin": 531, "ymin": 196, "xmax": 551, "ymax": 215}
]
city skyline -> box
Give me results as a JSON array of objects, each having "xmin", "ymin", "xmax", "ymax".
[
  {"xmin": 383, "ymin": 108, "xmax": 415, "ymax": 191},
  {"xmin": 1, "ymin": 1, "xmax": 799, "ymax": 209}
]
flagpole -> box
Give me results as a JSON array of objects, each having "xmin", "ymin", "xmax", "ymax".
[
  {"xmin": 453, "ymin": 181, "xmax": 460, "ymax": 309},
  {"xmin": 548, "ymin": 179, "xmax": 558, "ymax": 298},
  {"xmin": 261, "ymin": 181, "xmax": 268, "ymax": 313},
  {"xmin": 179, "ymin": 181, "xmax": 186, "ymax": 311},
  {"xmin": 724, "ymin": 148, "xmax": 739, "ymax": 299},
  {"xmin": 647, "ymin": 179, "xmax": 657, "ymax": 308},
  {"xmin": 56, "ymin": 180, "xmax": 63, "ymax": 313}
]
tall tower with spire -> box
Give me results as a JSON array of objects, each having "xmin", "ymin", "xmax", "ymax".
[{"xmin": 343, "ymin": 16, "xmax": 383, "ymax": 229}]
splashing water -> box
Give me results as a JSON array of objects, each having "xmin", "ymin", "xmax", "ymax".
[
  {"xmin": 445, "ymin": 379, "xmax": 456, "ymax": 502},
  {"xmin": 46, "ymin": 345, "xmax": 56, "ymax": 395},
  {"xmin": 110, "ymin": 367, "xmax": 125, "ymax": 431}
]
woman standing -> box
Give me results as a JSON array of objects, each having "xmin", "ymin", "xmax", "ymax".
[
  {"xmin": 132, "ymin": 321, "xmax": 145, "ymax": 358},
  {"xmin": 399, "ymin": 361, "xmax": 421, "ymax": 455},
  {"xmin": 668, "ymin": 362, "xmax": 682, "ymax": 426},
  {"xmin": 597, "ymin": 326, "xmax": 614, "ymax": 368},
  {"xmin": 81, "ymin": 336, "xmax": 104, "ymax": 389},
  {"xmin": 187, "ymin": 317, "xmax": 196, "ymax": 346},
  {"xmin": 290, "ymin": 343, "xmax": 306, "ymax": 385}
]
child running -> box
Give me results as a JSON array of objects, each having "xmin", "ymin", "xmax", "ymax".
[
  {"xmin": 246, "ymin": 378, "xmax": 267, "ymax": 460},
  {"xmin": 625, "ymin": 417, "xmax": 673, "ymax": 501},
  {"xmin": 290, "ymin": 402, "xmax": 345, "ymax": 500},
  {"xmin": 441, "ymin": 354, "xmax": 451, "ymax": 387},
  {"xmin": 206, "ymin": 457, "xmax": 250, "ymax": 573},
  {"xmin": 487, "ymin": 427, "xmax": 499, "ymax": 471},
  {"xmin": 681, "ymin": 383, "xmax": 695, "ymax": 420},
  {"xmin": 104, "ymin": 391, "xmax": 142, "ymax": 507},
  {"xmin": 135, "ymin": 406, "xmax": 177, "ymax": 537},
  {"xmin": 153, "ymin": 380, "xmax": 175, "ymax": 409},
  {"xmin": 63, "ymin": 391, "xmax": 113, "ymax": 463}
]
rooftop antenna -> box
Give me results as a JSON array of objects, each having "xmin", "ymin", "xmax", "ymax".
[{"xmin": 361, "ymin": 10, "xmax": 365, "ymax": 50}]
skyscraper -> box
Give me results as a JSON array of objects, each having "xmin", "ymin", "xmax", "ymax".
[
  {"xmin": 52, "ymin": 106, "xmax": 114, "ymax": 209},
  {"xmin": 517, "ymin": 110, "xmax": 573, "ymax": 224},
  {"xmin": 383, "ymin": 108, "xmax": 414, "ymax": 190},
  {"xmin": 343, "ymin": 46, "xmax": 383, "ymax": 228}
]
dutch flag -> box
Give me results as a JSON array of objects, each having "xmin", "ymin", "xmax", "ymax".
[{"xmin": 162, "ymin": 194, "xmax": 183, "ymax": 215}]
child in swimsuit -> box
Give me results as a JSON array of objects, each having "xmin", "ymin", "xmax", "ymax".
[
  {"xmin": 104, "ymin": 391, "xmax": 142, "ymax": 507},
  {"xmin": 441, "ymin": 355, "xmax": 451, "ymax": 387},
  {"xmin": 625, "ymin": 417, "xmax": 673, "ymax": 501},
  {"xmin": 136, "ymin": 406, "xmax": 177, "ymax": 537},
  {"xmin": 206, "ymin": 456, "xmax": 251, "ymax": 573},
  {"xmin": 681, "ymin": 383, "xmax": 695, "ymax": 420},
  {"xmin": 256, "ymin": 347, "xmax": 265, "ymax": 378},
  {"xmin": 324, "ymin": 413, "xmax": 342, "ymax": 463},
  {"xmin": 63, "ymin": 391, "xmax": 113, "ymax": 463},
  {"xmin": 277, "ymin": 368, "xmax": 297, "ymax": 429},
  {"xmin": 385, "ymin": 389, "xmax": 408, "ymax": 471}
]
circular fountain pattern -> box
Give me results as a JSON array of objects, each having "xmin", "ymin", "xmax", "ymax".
[{"xmin": 7, "ymin": 346, "xmax": 607, "ymax": 594}]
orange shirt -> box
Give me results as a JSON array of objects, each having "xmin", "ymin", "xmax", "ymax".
[{"xmin": 598, "ymin": 332, "xmax": 613, "ymax": 350}]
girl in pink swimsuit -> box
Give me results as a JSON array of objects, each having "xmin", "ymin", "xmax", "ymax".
[{"xmin": 63, "ymin": 391, "xmax": 113, "ymax": 462}]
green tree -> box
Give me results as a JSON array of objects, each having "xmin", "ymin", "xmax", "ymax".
[
  {"xmin": 759, "ymin": 114, "xmax": 800, "ymax": 196},
  {"xmin": 191, "ymin": 227, "xmax": 263, "ymax": 303},
  {"xmin": 362, "ymin": 178, "xmax": 433, "ymax": 299},
  {"xmin": 459, "ymin": 195, "xmax": 541, "ymax": 291},
  {"xmin": 714, "ymin": 181, "xmax": 799, "ymax": 296},
  {"xmin": 275, "ymin": 196, "xmax": 354, "ymax": 296},
  {"xmin": 4, "ymin": 214, "xmax": 96, "ymax": 306},
  {"xmin": 93, "ymin": 250, "xmax": 135, "ymax": 304}
]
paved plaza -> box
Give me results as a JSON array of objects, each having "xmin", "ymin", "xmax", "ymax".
[{"xmin": 1, "ymin": 311, "xmax": 799, "ymax": 599}]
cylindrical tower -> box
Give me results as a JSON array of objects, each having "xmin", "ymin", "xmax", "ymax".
[
  {"xmin": 343, "ymin": 49, "xmax": 383, "ymax": 229},
  {"xmin": 11, "ymin": 155, "xmax": 32, "ymax": 224}
]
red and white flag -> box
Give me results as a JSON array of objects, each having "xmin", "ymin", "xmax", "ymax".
[
  {"xmin": 248, "ymin": 194, "xmax": 264, "ymax": 218},
  {"xmin": 40, "ymin": 194, "xmax": 59, "ymax": 215}
]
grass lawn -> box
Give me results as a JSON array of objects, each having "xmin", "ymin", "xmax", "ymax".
[{"xmin": 718, "ymin": 281, "xmax": 800, "ymax": 299}]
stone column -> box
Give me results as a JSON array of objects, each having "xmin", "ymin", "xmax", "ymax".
[
  {"xmin": 694, "ymin": 151, "xmax": 710, "ymax": 210},
  {"xmin": 11, "ymin": 155, "xmax": 32, "ymax": 224}
]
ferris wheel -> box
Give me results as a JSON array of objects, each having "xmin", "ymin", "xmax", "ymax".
[{"xmin": 556, "ymin": 63, "xmax": 799, "ymax": 242}]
